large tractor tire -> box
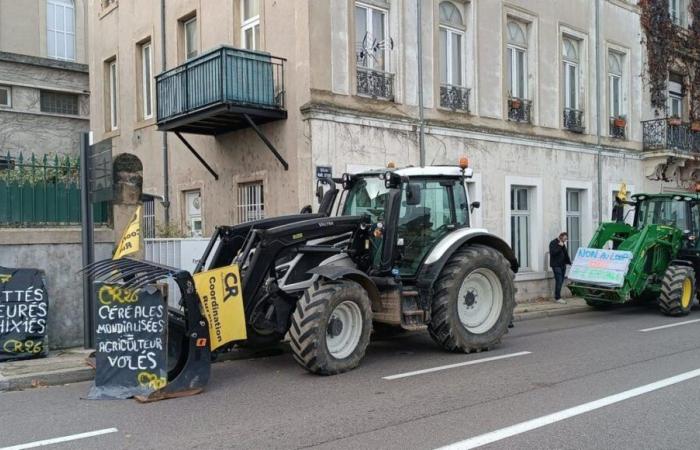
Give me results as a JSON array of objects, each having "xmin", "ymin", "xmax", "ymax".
[
  {"xmin": 289, "ymin": 280, "xmax": 372, "ymax": 375},
  {"xmin": 659, "ymin": 265, "xmax": 696, "ymax": 317},
  {"xmin": 428, "ymin": 244, "xmax": 516, "ymax": 353}
]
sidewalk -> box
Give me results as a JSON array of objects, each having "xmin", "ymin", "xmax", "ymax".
[{"xmin": 0, "ymin": 298, "xmax": 590, "ymax": 391}]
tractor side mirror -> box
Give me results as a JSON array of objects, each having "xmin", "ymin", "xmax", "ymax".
[
  {"xmin": 406, "ymin": 183, "xmax": 422, "ymax": 206},
  {"xmin": 470, "ymin": 201, "xmax": 481, "ymax": 213}
]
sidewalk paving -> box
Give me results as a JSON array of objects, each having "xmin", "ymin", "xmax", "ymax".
[{"xmin": 0, "ymin": 298, "xmax": 590, "ymax": 391}]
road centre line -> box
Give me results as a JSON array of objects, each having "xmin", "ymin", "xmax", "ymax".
[
  {"xmin": 435, "ymin": 367, "xmax": 700, "ymax": 450},
  {"xmin": 639, "ymin": 318, "xmax": 700, "ymax": 332},
  {"xmin": 382, "ymin": 351, "xmax": 531, "ymax": 380},
  {"xmin": 0, "ymin": 428, "xmax": 118, "ymax": 450}
]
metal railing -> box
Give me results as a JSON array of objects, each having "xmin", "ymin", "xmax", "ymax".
[
  {"xmin": 563, "ymin": 108, "xmax": 585, "ymax": 133},
  {"xmin": 440, "ymin": 84, "xmax": 470, "ymax": 112},
  {"xmin": 356, "ymin": 67, "xmax": 394, "ymax": 100},
  {"xmin": 609, "ymin": 117, "xmax": 626, "ymax": 139},
  {"xmin": 0, "ymin": 152, "xmax": 110, "ymax": 227},
  {"xmin": 642, "ymin": 118, "xmax": 700, "ymax": 153},
  {"xmin": 156, "ymin": 46, "xmax": 286, "ymax": 123},
  {"xmin": 508, "ymin": 97, "xmax": 532, "ymax": 123}
]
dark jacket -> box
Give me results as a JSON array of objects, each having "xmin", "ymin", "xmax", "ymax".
[{"xmin": 549, "ymin": 238, "xmax": 572, "ymax": 268}]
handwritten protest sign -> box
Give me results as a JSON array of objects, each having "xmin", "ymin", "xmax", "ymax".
[
  {"xmin": 0, "ymin": 267, "xmax": 49, "ymax": 362},
  {"xmin": 88, "ymin": 283, "xmax": 167, "ymax": 400},
  {"xmin": 569, "ymin": 247, "xmax": 634, "ymax": 288}
]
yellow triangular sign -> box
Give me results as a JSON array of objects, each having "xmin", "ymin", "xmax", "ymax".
[{"xmin": 113, "ymin": 206, "xmax": 141, "ymax": 260}]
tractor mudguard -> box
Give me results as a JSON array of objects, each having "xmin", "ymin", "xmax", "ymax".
[
  {"xmin": 84, "ymin": 258, "xmax": 211, "ymax": 402},
  {"xmin": 416, "ymin": 229, "xmax": 519, "ymax": 293},
  {"xmin": 308, "ymin": 265, "xmax": 381, "ymax": 307}
]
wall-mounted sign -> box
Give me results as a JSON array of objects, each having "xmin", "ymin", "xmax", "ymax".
[
  {"xmin": 569, "ymin": 248, "xmax": 634, "ymax": 288},
  {"xmin": 316, "ymin": 165, "xmax": 332, "ymax": 180},
  {"xmin": 0, "ymin": 267, "xmax": 49, "ymax": 362},
  {"xmin": 88, "ymin": 283, "xmax": 167, "ymax": 400}
]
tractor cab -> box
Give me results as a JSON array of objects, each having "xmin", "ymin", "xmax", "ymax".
[{"xmin": 632, "ymin": 194, "xmax": 700, "ymax": 250}]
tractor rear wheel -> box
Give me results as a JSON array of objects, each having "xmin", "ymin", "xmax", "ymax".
[
  {"xmin": 659, "ymin": 265, "xmax": 695, "ymax": 317},
  {"xmin": 289, "ymin": 280, "xmax": 372, "ymax": 375},
  {"xmin": 428, "ymin": 245, "xmax": 515, "ymax": 353}
]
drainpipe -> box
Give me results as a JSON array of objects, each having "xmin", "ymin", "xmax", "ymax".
[
  {"xmin": 595, "ymin": 0, "xmax": 603, "ymax": 223},
  {"xmin": 417, "ymin": 0, "xmax": 426, "ymax": 167},
  {"xmin": 160, "ymin": 0, "xmax": 170, "ymax": 225}
]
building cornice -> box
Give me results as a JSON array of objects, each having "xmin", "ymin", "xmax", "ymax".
[{"xmin": 0, "ymin": 51, "xmax": 88, "ymax": 73}]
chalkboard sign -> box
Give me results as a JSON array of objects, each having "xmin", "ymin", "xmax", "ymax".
[
  {"xmin": 0, "ymin": 267, "xmax": 49, "ymax": 362},
  {"xmin": 88, "ymin": 283, "xmax": 167, "ymax": 400}
]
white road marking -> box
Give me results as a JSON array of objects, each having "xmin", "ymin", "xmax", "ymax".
[
  {"xmin": 0, "ymin": 428, "xmax": 118, "ymax": 450},
  {"xmin": 639, "ymin": 318, "xmax": 700, "ymax": 332},
  {"xmin": 382, "ymin": 351, "xmax": 531, "ymax": 380},
  {"xmin": 435, "ymin": 368, "xmax": 700, "ymax": 450}
]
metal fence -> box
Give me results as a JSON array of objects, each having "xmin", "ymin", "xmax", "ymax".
[{"xmin": 0, "ymin": 152, "xmax": 110, "ymax": 227}]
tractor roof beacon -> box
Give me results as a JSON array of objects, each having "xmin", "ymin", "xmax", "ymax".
[{"xmin": 87, "ymin": 161, "xmax": 520, "ymax": 395}]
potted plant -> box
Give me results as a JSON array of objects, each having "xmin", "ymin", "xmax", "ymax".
[
  {"xmin": 692, "ymin": 121, "xmax": 700, "ymax": 132},
  {"xmin": 668, "ymin": 116, "xmax": 682, "ymax": 126},
  {"xmin": 613, "ymin": 115, "xmax": 626, "ymax": 128}
]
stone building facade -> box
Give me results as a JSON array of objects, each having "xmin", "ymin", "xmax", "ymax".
[
  {"xmin": 0, "ymin": 0, "xmax": 90, "ymax": 157},
  {"xmin": 88, "ymin": 0, "xmax": 688, "ymax": 300}
]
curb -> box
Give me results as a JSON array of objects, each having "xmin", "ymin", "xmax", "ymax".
[
  {"xmin": 0, "ymin": 366, "xmax": 95, "ymax": 391},
  {"xmin": 513, "ymin": 305, "xmax": 591, "ymax": 322}
]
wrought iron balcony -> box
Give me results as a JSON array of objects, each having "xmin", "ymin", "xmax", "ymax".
[
  {"xmin": 508, "ymin": 97, "xmax": 532, "ymax": 123},
  {"xmin": 609, "ymin": 117, "xmax": 626, "ymax": 139},
  {"xmin": 156, "ymin": 46, "xmax": 287, "ymax": 134},
  {"xmin": 642, "ymin": 118, "xmax": 700, "ymax": 153},
  {"xmin": 356, "ymin": 67, "xmax": 394, "ymax": 101},
  {"xmin": 440, "ymin": 84, "xmax": 470, "ymax": 112},
  {"xmin": 563, "ymin": 108, "xmax": 585, "ymax": 133}
]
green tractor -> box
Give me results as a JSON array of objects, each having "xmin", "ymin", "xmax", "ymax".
[{"xmin": 569, "ymin": 193, "xmax": 700, "ymax": 316}]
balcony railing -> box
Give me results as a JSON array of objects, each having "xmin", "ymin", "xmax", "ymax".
[
  {"xmin": 356, "ymin": 67, "xmax": 394, "ymax": 100},
  {"xmin": 609, "ymin": 117, "xmax": 626, "ymax": 139},
  {"xmin": 440, "ymin": 84, "xmax": 470, "ymax": 112},
  {"xmin": 508, "ymin": 97, "xmax": 532, "ymax": 123},
  {"xmin": 563, "ymin": 108, "xmax": 585, "ymax": 133},
  {"xmin": 642, "ymin": 118, "xmax": 700, "ymax": 153},
  {"xmin": 156, "ymin": 46, "xmax": 286, "ymax": 129}
]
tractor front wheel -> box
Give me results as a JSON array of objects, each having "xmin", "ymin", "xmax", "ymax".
[
  {"xmin": 428, "ymin": 245, "xmax": 516, "ymax": 353},
  {"xmin": 289, "ymin": 280, "xmax": 372, "ymax": 375},
  {"xmin": 659, "ymin": 265, "xmax": 696, "ymax": 317}
]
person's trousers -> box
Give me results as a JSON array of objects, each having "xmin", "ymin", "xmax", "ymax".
[{"xmin": 552, "ymin": 266, "xmax": 566, "ymax": 300}]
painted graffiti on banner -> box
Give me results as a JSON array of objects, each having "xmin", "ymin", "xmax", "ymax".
[
  {"xmin": 88, "ymin": 283, "xmax": 167, "ymax": 400},
  {"xmin": 0, "ymin": 267, "xmax": 49, "ymax": 362}
]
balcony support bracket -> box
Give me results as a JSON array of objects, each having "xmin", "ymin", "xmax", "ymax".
[
  {"xmin": 174, "ymin": 132, "xmax": 220, "ymax": 181},
  {"xmin": 243, "ymin": 114, "xmax": 289, "ymax": 171}
]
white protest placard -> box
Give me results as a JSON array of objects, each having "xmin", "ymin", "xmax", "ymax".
[{"xmin": 569, "ymin": 247, "xmax": 634, "ymax": 288}]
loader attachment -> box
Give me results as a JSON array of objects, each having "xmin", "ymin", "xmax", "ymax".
[{"xmin": 84, "ymin": 258, "xmax": 211, "ymax": 401}]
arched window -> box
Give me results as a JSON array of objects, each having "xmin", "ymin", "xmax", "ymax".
[
  {"xmin": 562, "ymin": 37, "xmax": 579, "ymax": 110},
  {"xmin": 506, "ymin": 20, "xmax": 527, "ymax": 99},
  {"xmin": 47, "ymin": 0, "xmax": 75, "ymax": 61},
  {"xmin": 439, "ymin": 1, "xmax": 465, "ymax": 87}
]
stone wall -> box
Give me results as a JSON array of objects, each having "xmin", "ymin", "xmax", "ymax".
[{"xmin": 0, "ymin": 228, "xmax": 114, "ymax": 349}]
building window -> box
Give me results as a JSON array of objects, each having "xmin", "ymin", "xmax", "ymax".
[
  {"xmin": 439, "ymin": 2, "xmax": 470, "ymax": 112},
  {"xmin": 241, "ymin": 0, "xmax": 260, "ymax": 50},
  {"xmin": 566, "ymin": 189, "xmax": 582, "ymax": 257},
  {"xmin": 140, "ymin": 41, "xmax": 153, "ymax": 120},
  {"xmin": 562, "ymin": 37, "xmax": 584, "ymax": 132},
  {"xmin": 47, "ymin": 0, "xmax": 75, "ymax": 61},
  {"xmin": 40, "ymin": 91, "xmax": 79, "ymax": 115},
  {"xmin": 183, "ymin": 16, "xmax": 198, "ymax": 60},
  {"xmin": 510, "ymin": 186, "xmax": 531, "ymax": 270},
  {"xmin": 668, "ymin": 72, "xmax": 684, "ymax": 118},
  {"xmin": 185, "ymin": 190, "xmax": 203, "ymax": 237},
  {"xmin": 506, "ymin": 20, "xmax": 527, "ymax": 100},
  {"xmin": 0, "ymin": 86, "xmax": 11, "ymax": 107},
  {"xmin": 238, "ymin": 181, "xmax": 264, "ymax": 223},
  {"xmin": 669, "ymin": 0, "xmax": 684, "ymax": 26},
  {"xmin": 107, "ymin": 59, "xmax": 118, "ymax": 130},
  {"xmin": 608, "ymin": 51, "xmax": 625, "ymax": 138},
  {"xmin": 355, "ymin": 2, "xmax": 393, "ymax": 99}
]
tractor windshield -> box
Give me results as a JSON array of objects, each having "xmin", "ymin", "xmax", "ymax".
[
  {"xmin": 636, "ymin": 198, "xmax": 689, "ymax": 230},
  {"xmin": 342, "ymin": 175, "xmax": 389, "ymax": 222}
]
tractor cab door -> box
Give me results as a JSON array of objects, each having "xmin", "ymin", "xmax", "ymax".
[{"xmin": 396, "ymin": 178, "xmax": 469, "ymax": 276}]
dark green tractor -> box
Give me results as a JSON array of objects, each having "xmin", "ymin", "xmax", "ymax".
[{"xmin": 569, "ymin": 193, "xmax": 700, "ymax": 316}]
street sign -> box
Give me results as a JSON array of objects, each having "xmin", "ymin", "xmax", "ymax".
[
  {"xmin": 316, "ymin": 165, "xmax": 332, "ymax": 180},
  {"xmin": 89, "ymin": 138, "xmax": 113, "ymax": 203}
]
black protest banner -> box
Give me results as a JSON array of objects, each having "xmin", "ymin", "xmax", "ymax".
[
  {"xmin": 88, "ymin": 283, "xmax": 167, "ymax": 400},
  {"xmin": 0, "ymin": 267, "xmax": 49, "ymax": 362}
]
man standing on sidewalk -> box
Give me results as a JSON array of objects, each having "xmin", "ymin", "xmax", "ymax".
[{"xmin": 549, "ymin": 232, "xmax": 572, "ymax": 304}]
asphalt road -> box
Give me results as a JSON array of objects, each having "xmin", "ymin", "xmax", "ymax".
[{"xmin": 2, "ymin": 304, "xmax": 700, "ymax": 449}]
